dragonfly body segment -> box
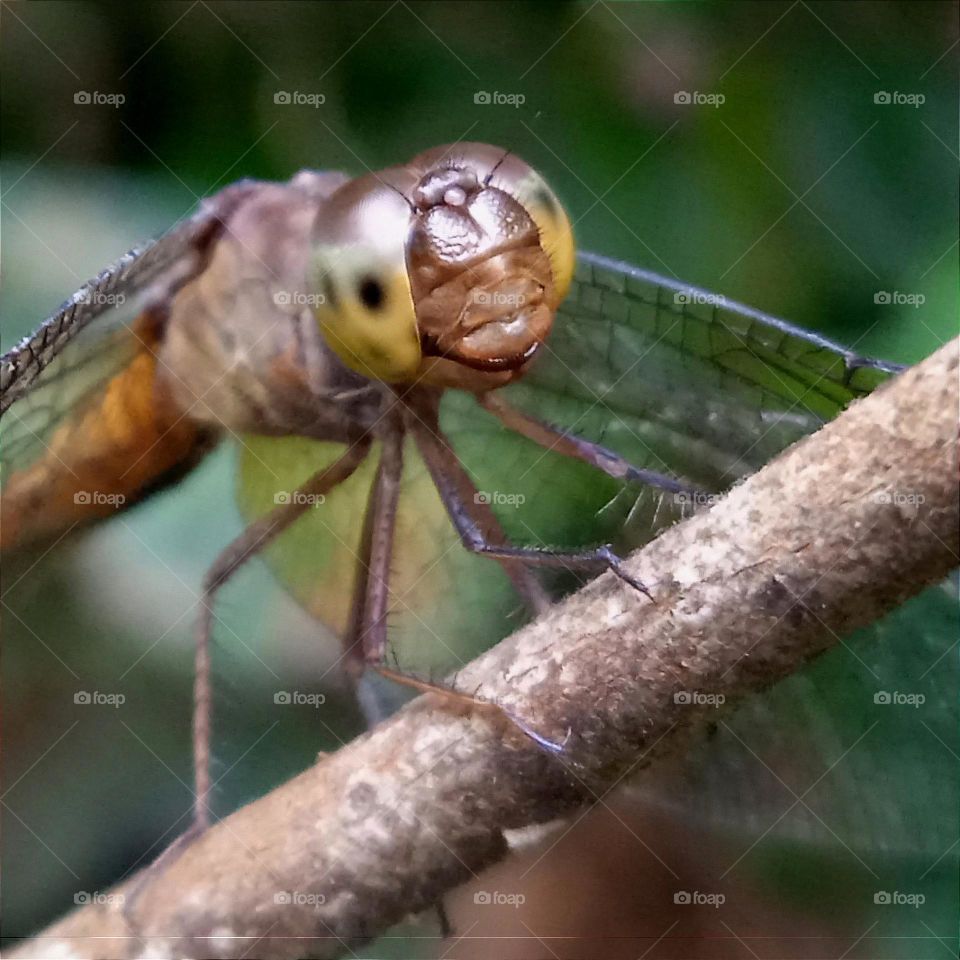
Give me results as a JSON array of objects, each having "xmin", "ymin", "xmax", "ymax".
[
  {"xmin": 0, "ymin": 180, "xmax": 266, "ymax": 550},
  {"xmin": 0, "ymin": 306, "xmax": 206, "ymax": 550}
]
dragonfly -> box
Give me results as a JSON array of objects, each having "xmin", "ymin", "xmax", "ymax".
[{"xmin": 7, "ymin": 144, "xmax": 947, "ymax": 914}]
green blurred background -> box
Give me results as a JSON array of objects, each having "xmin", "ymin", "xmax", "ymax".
[{"xmin": 2, "ymin": 2, "xmax": 957, "ymax": 957}]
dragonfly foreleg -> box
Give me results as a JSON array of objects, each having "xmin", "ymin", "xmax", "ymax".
[
  {"xmin": 342, "ymin": 423, "xmax": 406, "ymax": 727},
  {"xmin": 404, "ymin": 394, "xmax": 552, "ymax": 616},
  {"xmin": 410, "ymin": 413, "xmax": 654, "ymax": 602},
  {"xmin": 479, "ymin": 392, "xmax": 699, "ymax": 497},
  {"xmin": 343, "ymin": 405, "xmax": 565, "ymax": 758},
  {"xmin": 343, "ymin": 423, "xmax": 524, "ymax": 734},
  {"xmin": 191, "ymin": 437, "xmax": 371, "ymax": 827}
]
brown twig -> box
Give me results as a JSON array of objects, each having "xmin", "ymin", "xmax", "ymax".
[{"xmin": 12, "ymin": 339, "xmax": 958, "ymax": 960}]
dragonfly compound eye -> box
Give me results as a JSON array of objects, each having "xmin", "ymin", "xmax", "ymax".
[
  {"xmin": 310, "ymin": 253, "xmax": 422, "ymax": 384},
  {"xmin": 310, "ymin": 178, "xmax": 423, "ymax": 384}
]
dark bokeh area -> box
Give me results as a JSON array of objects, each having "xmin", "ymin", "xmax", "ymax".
[
  {"xmin": 3, "ymin": 1, "xmax": 957, "ymax": 355},
  {"xmin": 2, "ymin": 2, "xmax": 957, "ymax": 957}
]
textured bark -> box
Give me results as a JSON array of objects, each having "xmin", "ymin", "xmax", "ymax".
[{"xmin": 12, "ymin": 339, "xmax": 959, "ymax": 960}]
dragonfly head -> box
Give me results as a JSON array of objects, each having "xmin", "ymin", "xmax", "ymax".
[
  {"xmin": 309, "ymin": 143, "xmax": 574, "ymax": 387},
  {"xmin": 406, "ymin": 144, "xmax": 574, "ymax": 385}
]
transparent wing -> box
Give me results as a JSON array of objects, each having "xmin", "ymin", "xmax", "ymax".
[
  {"xmin": 0, "ymin": 183, "xmax": 254, "ymax": 415},
  {"xmin": 665, "ymin": 577, "xmax": 957, "ymax": 855},
  {"xmin": 469, "ymin": 255, "xmax": 953, "ymax": 863},
  {"xmin": 0, "ymin": 182, "xmax": 260, "ymax": 550},
  {"xmin": 492, "ymin": 250, "xmax": 903, "ymax": 553}
]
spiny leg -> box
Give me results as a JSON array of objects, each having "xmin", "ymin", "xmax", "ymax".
[
  {"xmin": 339, "ymin": 425, "xmax": 499, "ymax": 720},
  {"xmin": 407, "ymin": 392, "xmax": 552, "ymax": 616},
  {"xmin": 341, "ymin": 427, "xmax": 479, "ymax": 722},
  {"xmin": 121, "ymin": 439, "xmax": 372, "ymax": 930},
  {"xmin": 192, "ymin": 437, "xmax": 371, "ymax": 827},
  {"xmin": 343, "ymin": 416, "xmax": 562, "ymax": 752},
  {"xmin": 342, "ymin": 423, "xmax": 405, "ymax": 728},
  {"xmin": 408, "ymin": 410, "xmax": 655, "ymax": 601},
  {"xmin": 479, "ymin": 391, "xmax": 700, "ymax": 498}
]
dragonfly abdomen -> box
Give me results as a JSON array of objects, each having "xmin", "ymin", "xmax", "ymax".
[{"xmin": 1, "ymin": 309, "xmax": 210, "ymax": 552}]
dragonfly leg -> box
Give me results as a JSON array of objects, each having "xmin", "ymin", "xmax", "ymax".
[
  {"xmin": 402, "ymin": 394, "xmax": 552, "ymax": 616},
  {"xmin": 341, "ymin": 423, "xmax": 405, "ymax": 727},
  {"xmin": 409, "ymin": 410, "xmax": 655, "ymax": 602},
  {"xmin": 479, "ymin": 391, "xmax": 699, "ymax": 497},
  {"xmin": 120, "ymin": 438, "xmax": 372, "ymax": 934},
  {"xmin": 338, "ymin": 423, "xmax": 508, "ymax": 725},
  {"xmin": 191, "ymin": 437, "xmax": 371, "ymax": 828},
  {"xmin": 343, "ymin": 410, "xmax": 564, "ymax": 757}
]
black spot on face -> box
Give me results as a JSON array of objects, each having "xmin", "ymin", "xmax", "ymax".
[{"xmin": 358, "ymin": 275, "xmax": 386, "ymax": 311}]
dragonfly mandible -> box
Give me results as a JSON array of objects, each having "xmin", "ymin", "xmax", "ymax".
[{"xmin": 0, "ymin": 142, "xmax": 900, "ymax": 841}]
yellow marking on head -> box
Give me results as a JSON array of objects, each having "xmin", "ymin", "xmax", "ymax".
[
  {"xmin": 311, "ymin": 255, "xmax": 421, "ymax": 383},
  {"xmin": 517, "ymin": 175, "xmax": 575, "ymax": 306}
]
